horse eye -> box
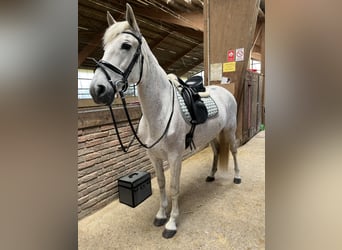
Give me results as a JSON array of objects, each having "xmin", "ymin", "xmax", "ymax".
[{"xmin": 121, "ymin": 43, "xmax": 131, "ymax": 50}]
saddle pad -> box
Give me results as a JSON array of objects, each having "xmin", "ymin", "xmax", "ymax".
[{"xmin": 175, "ymin": 90, "xmax": 219, "ymax": 125}]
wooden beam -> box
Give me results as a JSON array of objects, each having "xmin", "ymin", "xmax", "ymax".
[
  {"xmin": 78, "ymin": 32, "xmax": 103, "ymax": 67},
  {"xmin": 177, "ymin": 61, "xmax": 204, "ymax": 77},
  {"xmin": 163, "ymin": 43, "xmax": 203, "ymax": 69},
  {"xmin": 122, "ymin": 5, "xmax": 204, "ymax": 31},
  {"xmin": 204, "ymin": 0, "xmax": 260, "ymax": 144},
  {"xmin": 150, "ymin": 32, "xmax": 173, "ymax": 50},
  {"xmin": 172, "ymin": 12, "xmax": 204, "ymax": 31}
]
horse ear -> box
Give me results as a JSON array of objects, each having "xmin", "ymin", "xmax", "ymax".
[
  {"xmin": 126, "ymin": 3, "xmax": 140, "ymax": 33},
  {"xmin": 107, "ymin": 11, "xmax": 116, "ymax": 26}
]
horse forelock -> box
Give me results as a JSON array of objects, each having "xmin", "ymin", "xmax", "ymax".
[
  {"xmin": 103, "ymin": 21, "xmax": 130, "ymax": 48},
  {"xmin": 103, "ymin": 21, "xmax": 158, "ymax": 69}
]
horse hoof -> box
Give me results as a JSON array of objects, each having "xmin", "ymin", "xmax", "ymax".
[
  {"xmin": 153, "ymin": 218, "xmax": 167, "ymax": 227},
  {"xmin": 233, "ymin": 177, "xmax": 241, "ymax": 184},
  {"xmin": 206, "ymin": 176, "xmax": 215, "ymax": 182},
  {"xmin": 162, "ymin": 229, "xmax": 177, "ymax": 239}
]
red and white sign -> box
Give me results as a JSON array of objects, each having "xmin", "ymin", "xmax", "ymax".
[
  {"xmin": 235, "ymin": 48, "xmax": 244, "ymax": 61},
  {"xmin": 227, "ymin": 50, "xmax": 235, "ymax": 62}
]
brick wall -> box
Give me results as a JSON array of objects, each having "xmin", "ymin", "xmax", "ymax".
[
  {"xmin": 78, "ymin": 105, "xmax": 156, "ymax": 219},
  {"xmin": 77, "ymin": 104, "xmax": 202, "ymax": 219}
]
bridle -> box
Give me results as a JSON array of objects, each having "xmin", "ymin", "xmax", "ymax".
[
  {"xmin": 91, "ymin": 31, "xmax": 144, "ymax": 94},
  {"xmin": 91, "ymin": 31, "xmax": 174, "ymax": 152}
]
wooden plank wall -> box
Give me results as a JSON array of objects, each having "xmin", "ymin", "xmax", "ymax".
[
  {"xmin": 204, "ymin": 0, "xmax": 260, "ymax": 144},
  {"xmin": 243, "ymin": 71, "xmax": 264, "ymax": 143}
]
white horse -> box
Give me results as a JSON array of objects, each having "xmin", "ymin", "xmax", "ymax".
[{"xmin": 89, "ymin": 3, "xmax": 240, "ymax": 239}]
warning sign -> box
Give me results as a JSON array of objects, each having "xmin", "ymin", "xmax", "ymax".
[
  {"xmin": 235, "ymin": 48, "xmax": 244, "ymax": 61},
  {"xmin": 227, "ymin": 50, "xmax": 235, "ymax": 62},
  {"xmin": 223, "ymin": 62, "xmax": 236, "ymax": 72}
]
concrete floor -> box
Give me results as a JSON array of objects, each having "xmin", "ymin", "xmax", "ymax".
[{"xmin": 78, "ymin": 131, "xmax": 265, "ymax": 249}]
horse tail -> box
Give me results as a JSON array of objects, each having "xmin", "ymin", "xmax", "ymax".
[{"xmin": 218, "ymin": 129, "xmax": 230, "ymax": 174}]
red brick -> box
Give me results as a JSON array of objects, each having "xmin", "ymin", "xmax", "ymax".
[
  {"xmin": 78, "ymin": 142, "xmax": 85, "ymax": 150},
  {"xmin": 94, "ymin": 141, "xmax": 118, "ymax": 153},
  {"xmin": 95, "ymin": 154, "xmax": 114, "ymax": 165},
  {"xmin": 78, "ymin": 134, "xmax": 94, "ymax": 143},
  {"xmin": 94, "ymin": 131, "xmax": 110, "ymax": 139},
  {"xmin": 79, "ymin": 172, "xmax": 98, "ymax": 184},
  {"xmin": 96, "ymin": 189, "xmax": 115, "ymax": 202},
  {"xmin": 100, "ymin": 158, "xmax": 117, "ymax": 169},
  {"xmin": 78, "ymin": 196, "xmax": 88, "ymax": 206},
  {"xmin": 100, "ymin": 147, "xmax": 116, "ymax": 156},
  {"xmin": 78, "ymin": 183, "xmax": 87, "ymax": 192},
  {"xmin": 79, "ymin": 174, "xmax": 102, "ymax": 189},
  {"xmin": 80, "ymin": 197, "xmax": 98, "ymax": 210},
  {"xmin": 93, "ymin": 140, "xmax": 116, "ymax": 151},
  {"xmin": 78, "ymin": 159, "xmax": 97, "ymax": 170},
  {"xmin": 78, "ymin": 165, "xmax": 101, "ymax": 178},
  {"xmin": 99, "ymin": 177, "xmax": 114, "ymax": 188},
  {"xmin": 85, "ymin": 138, "xmax": 104, "ymax": 147},
  {"xmin": 85, "ymin": 152, "xmax": 101, "ymax": 161},
  {"xmin": 78, "ymin": 148, "xmax": 94, "ymax": 157},
  {"xmin": 78, "ymin": 155, "xmax": 86, "ymax": 164},
  {"xmin": 87, "ymin": 188, "xmax": 101, "ymax": 200},
  {"xmin": 101, "ymin": 182, "xmax": 116, "ymax": 192},
  {"xmin": 128, "ymin": 149, "xmax": 140, "ymax": 158},
  {"xmin": 78, "ymin": 137, "xmax": 86, "ymax": 143},
  {"xmin": 100, "ymin": 124, "xmax": 113, "ymax": 131}
]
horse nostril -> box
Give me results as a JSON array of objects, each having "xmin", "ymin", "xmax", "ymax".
[{"xmin": 96, "ymin": 84, "xmax": 106, "ymax": 97}]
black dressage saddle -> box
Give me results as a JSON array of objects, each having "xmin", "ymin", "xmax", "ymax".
[
  {"xmin": 177, "ymin": 76, "xmax": 208, "ymax": 150},
  {"xmin": 179, "ymin": 76, "xmax": 206, "ymax": 93}
]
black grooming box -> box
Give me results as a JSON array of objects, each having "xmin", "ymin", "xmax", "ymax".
[{"xmin": 118, "ymin": 171, "xmax": 152, "ymax": 208}]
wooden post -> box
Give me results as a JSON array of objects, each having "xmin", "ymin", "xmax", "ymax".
[
  {"xmin": 204, "ymin": 0, "xmax": 260, "ymax": 144},
  {"xmin": 260, "ymin": 22, "xmax": 265, "ymax": 126}
]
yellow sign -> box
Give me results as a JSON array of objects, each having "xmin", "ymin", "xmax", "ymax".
[{"xmin": 223, "ymin": 62, "xmax": 236, "ymax": 72}]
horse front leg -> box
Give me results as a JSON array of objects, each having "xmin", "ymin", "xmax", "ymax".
[
  {"xmin": 149, "ymin": 154, "xmax": 168, "ymax": 227},
  {"xmin": 162, "ymin": 156, "xmax": 182, "ymax": 239}
]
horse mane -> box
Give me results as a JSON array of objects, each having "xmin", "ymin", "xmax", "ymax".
[{"xmin": 103, "ymin": 21, "xmax": 130, "ymax": 48}]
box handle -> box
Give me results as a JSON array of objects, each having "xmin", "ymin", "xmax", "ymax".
[{"xmin": 128, "ymin": 173, "xmax": 138, "ymax": 178}]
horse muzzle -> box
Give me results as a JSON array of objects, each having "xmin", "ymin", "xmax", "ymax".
[{"xmin": 89, "ymin": 81, "xmax": 115, "ymax": 105}]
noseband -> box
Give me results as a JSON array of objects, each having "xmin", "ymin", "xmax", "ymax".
[{"xmin": 91, "ymin": 31, "xmax": 144, "ymax": 96}]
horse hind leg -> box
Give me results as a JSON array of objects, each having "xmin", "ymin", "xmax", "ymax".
[
  {"xmin": 206, "ymin": 129, "xmax": 231, "ymax": 181},
  {"xmin": 227, "ymin": 129, "xmax": 241, "ymax": 184},
  {"xmin": 206, "ymin": 139, "xmax": 219, "ymax": 182}
]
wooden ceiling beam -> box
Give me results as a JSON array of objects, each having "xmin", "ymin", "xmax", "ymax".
[
  {"xmin": 142, "ymin": 9, "xmax": 203, "ymax": 31},
  {"xmin": 176, "ymin": 61, "xmax": 203, "ymax": 77},
  {"xmin": 78, "ymin": 32, "xmax": 103, "ymax": 67},
  {"xmin": 150, "ymin": 32, "xmax": 173, "ymax": 50},
  {"xmin": 111, "ymin": 4, "xmax": 204, "ymax": 31},
  {"xmin": 163, "ymin": 43, "xmax": 202, "ymax": 69}
]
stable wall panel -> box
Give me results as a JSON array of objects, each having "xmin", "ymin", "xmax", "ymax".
[{"xmin": 204, "ymin": 0, "xmax": 260, "ymax": 143}]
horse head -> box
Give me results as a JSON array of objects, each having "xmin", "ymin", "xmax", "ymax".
[{"xmin": 90, "ymin": 3, "xmax": 143, "ymax": 105}]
